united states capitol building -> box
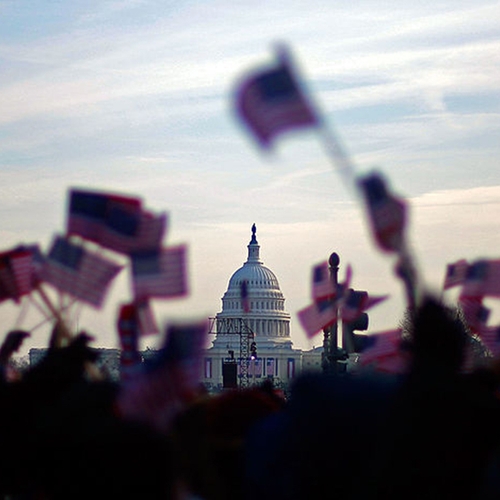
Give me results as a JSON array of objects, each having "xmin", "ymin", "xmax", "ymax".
[
  {"xmin": 202, "ymin": 224, "xmax": 322, "ymax": 392},
  {"xmin": 29, "ymin": 225, "xmax": 323, "ymax": 387}
]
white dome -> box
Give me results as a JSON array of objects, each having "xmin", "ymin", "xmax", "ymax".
[
  {"xmin": 215, "ymin": 224, "xmax": 292, "ymax": 346},
  {"xmin": 228, "ymin": 263, "xmax": 280, "ymax": 291}
]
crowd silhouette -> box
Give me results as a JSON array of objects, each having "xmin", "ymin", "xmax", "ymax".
[{"xmin": 1, "ymin": 295, "xmax": 500, "ymax": 499}]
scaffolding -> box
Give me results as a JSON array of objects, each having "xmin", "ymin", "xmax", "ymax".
[{"xmin": 208, "ymin": 317, "xmax": 255, "ymax": 388}]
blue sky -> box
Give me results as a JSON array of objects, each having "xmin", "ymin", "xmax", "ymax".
[{"xmin": 1, "ymin": 0, "xmax": 500, "ymax": 353}]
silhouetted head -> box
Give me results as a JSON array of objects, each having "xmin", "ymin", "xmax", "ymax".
[{"xmin": 410, "ymin": 296, "xmax": 467, "ymax": 375}]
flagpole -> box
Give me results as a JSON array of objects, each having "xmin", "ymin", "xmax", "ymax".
[
  {"xmin": 35, "ymin": 285, "xmax": 73, "ymax": 341},
  {"xmin": 316, "ymin": 121, "xmax": 358, "ymax": 195}
]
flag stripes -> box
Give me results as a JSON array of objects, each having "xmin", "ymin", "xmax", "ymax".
[
  {"xmin": 234, "ymin": 49, "xmax": 318, "ymax": 148},
  {"xmin": 40, "ymin": 235, "xmax": 122, "ymax": 308},
  {"xmin": 131, "ymin": 245, "xmax": 188, "ymax": 300}
]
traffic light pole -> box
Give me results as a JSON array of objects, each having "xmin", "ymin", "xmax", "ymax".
[{"xmin": 322, "ymin": 252, "xmax": 340, "ymax": 375}]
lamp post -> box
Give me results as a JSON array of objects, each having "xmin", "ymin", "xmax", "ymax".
[{"xmin": 322, "ymin": 252, "xmax": 340, "ymax": 374}]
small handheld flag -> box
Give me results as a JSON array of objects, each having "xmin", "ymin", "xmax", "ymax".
[
  {"xmin": 234, "ymin": 46, "xmax": 318, "ymax": 149},
  {"xmin": 40, "ymin": 235, "xmax": 123, "ymax": 308},
  {"xmin": 297, "ymin": 298, "xmax": 337, "ymax": 339},
  {"xmin": 443, "ymin": 259, "xmax": 468, "ymax": 290},
  {"xmin": 357, "ymin": 171, "xmax": 407, "ymax": 253},
  {"xmin": 130, "ymin": 245, "xmax": 188, "ymax": 300}
]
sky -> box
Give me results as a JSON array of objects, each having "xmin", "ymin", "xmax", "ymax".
[{"xmin": 1, "ymin": 0, "xmax": 500, "ymax": 355}]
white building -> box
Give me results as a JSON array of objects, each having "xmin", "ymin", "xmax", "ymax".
[{"xmin": 202, "ymin": 225, "xmax": 320, "ymax": 392}]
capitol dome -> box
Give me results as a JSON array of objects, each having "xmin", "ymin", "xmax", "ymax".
[{"xmin": 214, "ymin": 224, "xmax": 292, "ymax": 347}]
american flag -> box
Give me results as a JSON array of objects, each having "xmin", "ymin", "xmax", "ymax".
[
  {"xmin": 370, "ymin": 350, "xmax": 410, "ymax": 374},
  {"xmin": 117, "ymin": 303, "xmax": 142, "ymax": 380},
  {"xmin": 116, "ymin": 320, "xmax": 208, "ymax": 433},
  {"xmin": 40, "ymin": 235, "xmax": 123, "ymax": 308},
  {"xmin": 100, "ymin": 209, "xmax": 167, "ymax": 254},
  {"xmin": 358, "ymin": 329, "xmax": 402, "ymax": 366},
  {"xmin": 130, "ymin": 245, "xmax": 188, "ymax": 300},
  {"xmin": 67, "ymin": 188, "xmax": 166, "ymax": 254},
  {"xmin": 358, "ymin": 172, "xmax": 407, "ymax": 253},
  {"xmin": 240, "ymin": 279, "xmax": 250, "ymax": 313},
  {"xmin": 477, "ymin": 325, "xmax": 500, "ymax": 358},
  {"xmin": 136, "ymin": 299, "xmax": 159, "ymax": 336},
  {"xmin": 234, "ymin": 47, "xmax": 318, "ymax": 149},
  {"xmin": 250, "ymin": 357, "xmax": 263, "ymax": 378},
  {"xmin": 443, "ymin": 259, "xmax": 468, "ymax": 290},
  {"xmin": 0, "ymin": 245, "xmax": 43, "ymax": 302},
  {"xmin": 297, "ymin": 298, "xmax": 337, "ymax": 339},
  {"xmin": 340, "ymin": 289, "xmax": 388, "ymax": 323},
  {"xmin": 311, "ymin": 261, "xmax": 336, "ymax": 300},
  {"xmin": 266, "ymin": 357, "xmax": 275, "ymax": 377},
  {"xmin": 67, "ymin": 189, "xmax": 142, "ymax": 243},
  {"xmin": 458, "ymin": 295, "xmax": 488, "ymax": 333},
  {"xmin": 0, "ymin": 257, "xmax": 17, "ymax": 302},
  {"xmin": 460, "ymin": 259, "xmax": 500, "ymax": 298}
]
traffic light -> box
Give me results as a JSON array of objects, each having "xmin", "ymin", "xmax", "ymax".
[
  {"xmin": 342, "ymin": 311, "xmax": 369, "ymax": 353},
  {"xmin": 250, "ymin": 341, "xmax": 257, "ymax": 359}
]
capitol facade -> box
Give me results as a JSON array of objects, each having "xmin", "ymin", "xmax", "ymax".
[{"xmin": 202, "ymin": 225, "xmax": 322, "ymax": 392}]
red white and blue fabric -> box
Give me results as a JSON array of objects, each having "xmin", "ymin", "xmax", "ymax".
[
  {"xmin": 297, "ymin": 298, "xmax": 337, "ymax": 339},
  {"xmin": 240, "ymin": 280, "xmax": 250, "ymax": 313},
  {"xmin": 0, "ymin": 245, "xmax": 42, "ymax": 302},
  {"xmin": 234, "ymin": 48, "xmax": 318, "ymax": 149},
  {"xmin": 460, "ymin": 259, "xmax": 500, "ymax": 298},
  {"xmin": 67, "ymin": 188, "xmax": 166, "ymax": 254},
  {"xmin": 477, "ymin": 325, "xmax": 500, "ymax": 358},
  {"xmin": 358, "ymin": 172, "xmax": 407, "ymax": 253},
  {"xmin": 443, "ymin": 259, "xmax": 468, "ymax": 290},
  {"xmin": 341, "ymin": 289, "xmax": 388, "ymax": 323},
  {"xmin": 136, "ymin": 299, "xmax": 159, "ymax": 336},
  {"xmin": 116, "ymin": 320, "xmax": 208, "ymax": 433},
  {"xmin": 358, "ymin": 329, "xmax": 402, "ymax": 367},
  {"xmin": 266, "ymin": 358, "xmax": 275, "ymax": 377},
  {"xmin": 311, "ymin": 261, "xmax": 336, "ymax": 300},
  {"xmin": 117, "ymin": 302, "xmax": 142, "ymax": 380},
  {"xmin": 130, "ymin": 245, "xmax": 188, "ymax": 300},
  {"xmin": 40, "ymin": 235, "xmax": 122, "ymax": 308},
  {"xmin": 458, "ymin": 295, "xmax": 489, "ymax": 333}
]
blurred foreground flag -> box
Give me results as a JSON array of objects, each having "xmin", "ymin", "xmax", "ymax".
[
  {"xmin": 131, "ymin": 245, "xmax": 188, "ymax": 300},
  {"xmin": 311, "ymin": 261, "xmax": 336, "ymax": 300},
  {"xmin": 358, "ymin": 171, "xmax": 407, "ymax": 253},
  {"xmin": 41, "ymin": 235, "xmax": 123, "ymax": 308},
  {"xmin": 117, "ymin": 302, "xmax": 142, "ymax": 380},
  {"xmin": 117, "ymin": 319, "xmax": 208, "ymax": 433},
  {"xmin": 461, "ymin": 259, "xmax": 500, "ymax": 298},
  {"xmin": 234, "ymin": 46, "xmax": 318, "ymax": 149},
  {"xmin": 358, "ymin": 329, "xmax": 402, "ymax": 367},
  {"xmin": 136, "ymin": 299, "xmax": 159, "ymax": 336},
  {"xmin": 297, "ymin": 298, "xmax": 337, "ymax": 339},
  {"xmin": 67, "ymin": 188, "xmax": 166, "ymax": 254},
  {"xmin": 443, "ymin": 259, "xmax": 468, "ymax": 290},
  {"xmin": 458, "ymin": 294, "xmax": 490, "ymax": 333},
  {"xmin": 0, "ymin": 245, "xmax": 42, "ymax": 302},
  {"xmin": 477, "ymin": 325, "xmax": 500, "ymax": 358},
  {"xmin": 340, "ymin": 289, "xmax": 388, "ymax": 323}
]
